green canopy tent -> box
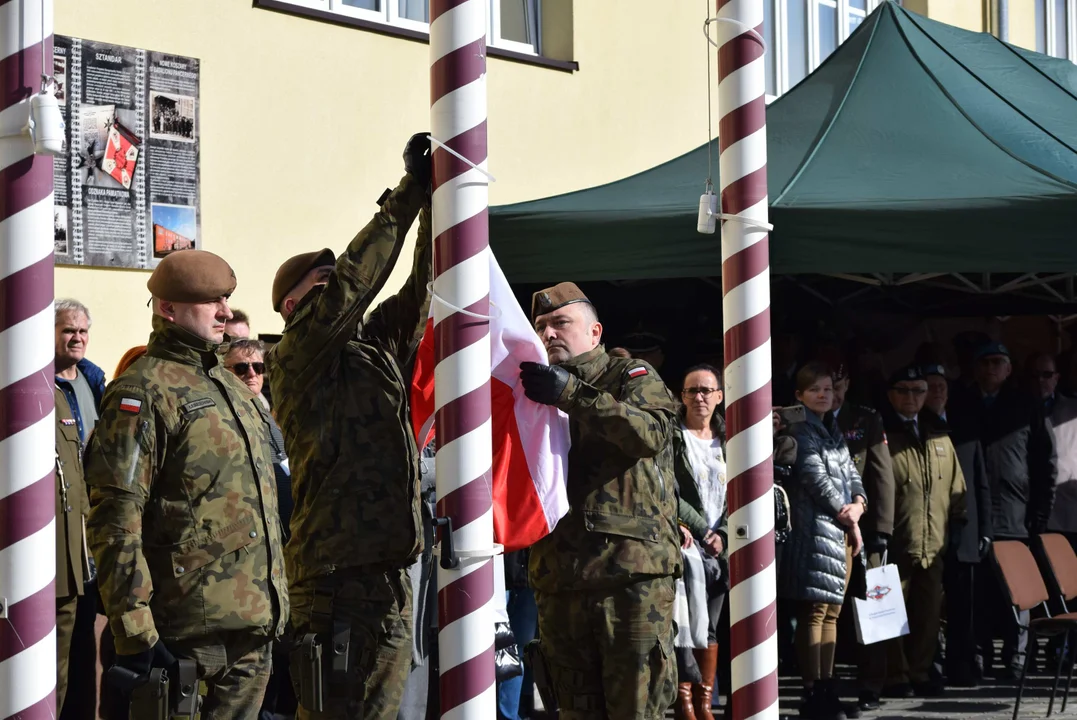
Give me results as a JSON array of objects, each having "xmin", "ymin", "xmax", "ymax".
[{"xmin": 488, "ymin": 1, "xmax": 1077, "ymax": 291}]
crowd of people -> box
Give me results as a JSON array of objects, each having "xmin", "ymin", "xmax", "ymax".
[{"xmin": 44, "ymin": 131, "xmax": 1077, "ymax": 720}]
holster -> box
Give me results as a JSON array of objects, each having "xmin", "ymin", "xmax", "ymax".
[
  {"xmin": 292, "ymin": 581, "xmax": 352, "ymax": 712},
  {"xmin": 107, "ymin": 659, "xmax": 201, "ymax": 720},
  {"xmin": 524, "ymin": 640, "xmax": 558, "ymax": 716}
]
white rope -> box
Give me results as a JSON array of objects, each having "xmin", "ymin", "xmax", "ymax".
[
  {"xmin": 428, "ymin": 134, "xmax": 497, "ymax": 183},
  {"xmin": 427, "ymin": 282, "xmax": 504, "ymax": 320},
  {"xmin": 704, "ymin": 16, "xmax": 768, "ymax": 53},
  {"xmin": 715, "ymin": 211, "xmax": 774, "ymax": 233}
]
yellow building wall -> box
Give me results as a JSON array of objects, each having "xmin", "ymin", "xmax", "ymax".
[{"xmin": 55, "ymin": 0, "xmax": 726, "ymax": 377}]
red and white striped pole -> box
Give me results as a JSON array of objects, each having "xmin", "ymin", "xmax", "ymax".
[
  {"xmin": 715, "ymin": 0, "xmax": 778, "ymax": 718},
  {"xmin": 0, "ymin": 0, "xmax": 58, "ymax": 717},
  {"xmin": 429, "ymin": 1, "xmax": 496, "ymax": 718}
]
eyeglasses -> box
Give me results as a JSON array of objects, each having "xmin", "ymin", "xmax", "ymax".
[
  {"xmin": 1033, "ymin": 371, "xmax": 1059, "ymax": 379},
  {"xmin": 891, "ymin": 387, "xmax": 927, "ymax": 396},
  {"xmin": 227, "ymin": 362, "xmax": 265, "ymax": 376},
  {"xmin": 682, "ymin": 387, "xmax": 719, "ymax": 398}
]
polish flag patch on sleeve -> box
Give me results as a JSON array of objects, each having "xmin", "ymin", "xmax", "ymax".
[
  {"xmin": 627, "ymin": 366, "xmax": 649, "ymax": 379},
  {"xmin": 119, "ymin": 397, "xmax": 143, "ymax": 414}
]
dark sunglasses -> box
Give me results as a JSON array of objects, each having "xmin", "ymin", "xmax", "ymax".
[{"xmin": 227, "ymin": 362, "xmax": 265, "ymax": 376}]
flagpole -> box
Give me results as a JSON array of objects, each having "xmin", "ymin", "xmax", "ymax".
[
  {"xmin": 0, "ymin": 0, "xmax": 58, "ymax": 717},
  {"xmin": 429, "ymin": 1, "xmax": 496, "ymax": 718},
  {"xmin": 715, "ymin": 0, "xmax": 779, "ymax": 718}
]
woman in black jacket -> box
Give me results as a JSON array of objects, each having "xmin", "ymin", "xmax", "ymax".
[{"xmin": 780, "ymin": 362, "xmax": 867, "ymax": 720}]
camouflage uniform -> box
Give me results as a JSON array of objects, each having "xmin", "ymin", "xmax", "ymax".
[
  {"xmin": 267, "ymin": 175, "xmax": 430, "ymax": 719},
  {"xmin": 55, "ymin": 387, "xmax": 89, "ymax": 714},
  {"xmin": 85, "ymin": 315, "xmax": 289, "ymax": 718},
  {"xmin": 528, "ymin": 346, "xmax": 682, "ymax": 720}
]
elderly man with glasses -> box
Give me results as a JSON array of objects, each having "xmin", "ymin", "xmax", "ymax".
[{"xmin": 862, "ymin": 365, "xmax": 966, "ymax": 701}]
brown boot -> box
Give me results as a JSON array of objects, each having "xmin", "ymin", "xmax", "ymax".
[
  {"xmin": 693, "ymin": 643, "xmax": 719, "ymax": 720},
  {"xmin": 674, "ymin": 682, "xmax": 698, "ymax": 720}
]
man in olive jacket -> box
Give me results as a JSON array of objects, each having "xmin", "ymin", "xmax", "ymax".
[
  {"xmin": 519, "ymin": 282, "xmax": 681, "ymax": 719},
  {"xmin": 85, "ymin": 251, "xmax": 289, "ymax": 717},
  {"xmin": 267, "ymin": 134, "xmax": 431, "ymax": 719},
  {"xmin": 862, "ymin": 366, "xmax": 966, "ymax": 703},
  {"xmin": 55, "ymin": 387, "xmax": 89, "ymax": 714}
]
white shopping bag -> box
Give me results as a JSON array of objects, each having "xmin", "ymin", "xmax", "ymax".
[{"xmin": 853, "ymin": 560, "xmax": 910, "ymax": 645}]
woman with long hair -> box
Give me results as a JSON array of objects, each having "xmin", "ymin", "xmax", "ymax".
[
  {"xmin": 781, "ymin": 362, "xmax": 867, "ymax": 720},
  {"xmin": 673, "ymin": 363, "xmax": 728, "ymax": 720}
]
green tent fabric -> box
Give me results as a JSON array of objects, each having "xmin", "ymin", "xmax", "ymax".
[{"xmin": 488, "ymin": 1, "xmax": 1077, "ymax": 282}]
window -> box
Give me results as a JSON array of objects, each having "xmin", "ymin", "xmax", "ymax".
[
  {"xmin": 765, "ymin": 0, "xmax": 890, "ymax": 98},
  {"xmin": 277, "ymin": 0, "xmax": 540, "ymax": 55},
  {"xmin": 1035, "ymin": 0, "xmax": 1076, "ymax": 60}
]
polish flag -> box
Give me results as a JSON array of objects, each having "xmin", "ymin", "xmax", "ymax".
[{"xmin": 410, "ymin": 253, "xmax": 570, "ymax": 552}]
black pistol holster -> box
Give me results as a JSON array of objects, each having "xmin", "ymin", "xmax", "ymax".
[
  {"xmin": 524, "ymin": 639, "xmax": 558, "ymax": 717},
  {"xmin": 107, "ymin": 659, "xmax": 200, "ymax": 720},
  {"xmin": 293, "ymin": 582, "xmax": 351, "ymax": 712}
]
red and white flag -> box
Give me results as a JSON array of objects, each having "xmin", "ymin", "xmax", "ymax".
[{"xmin": 410, "ymin": 253, "xmax": 570, "ymax": 552}]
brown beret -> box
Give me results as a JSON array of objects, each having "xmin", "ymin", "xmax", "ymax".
[
  {"xmin": 272, "ymin": 249, "xmax": 336, "ymax": 312},
  {"xmin": 147, "ymin": 250, "xmax": 236, "ymax": 303},
  {"xmin": 531, "ymin": 282, "xmax": 591, "ymax": 321}
]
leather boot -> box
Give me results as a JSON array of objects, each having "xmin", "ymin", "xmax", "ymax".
[
  {"xmin": 693, "ymin": 643, "xmax": 719, "ymax": 720},
  {"xmin": 674, "ymin": 683, "xmax": 697, "ymax": 720}
]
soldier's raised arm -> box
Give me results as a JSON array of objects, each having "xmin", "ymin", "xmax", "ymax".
[
  {"xmin": 270, "ymin": 134, "xmax": 431, "ymax": 380},
  {"xmin": 364, "ymin": 203, "xmax": 433, "ymax": 364},
  {"xmin": 84, "ymin": 385, "xmax": 160, "ymax": 655},
  {"xmin": 560, "ymin": 363, "xmax": 677, "ymax": 458}
]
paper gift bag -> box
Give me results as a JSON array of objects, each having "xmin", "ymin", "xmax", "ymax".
[{"xmin": 853, "ymin": 563, "xmax": 910, "ymax": 645}]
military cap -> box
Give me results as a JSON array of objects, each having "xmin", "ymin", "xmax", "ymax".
[
  {"xmin": 921, "ymin": 363, "xmax": 946, "ymax": 379},
  {"xmin": 621, "ymin": 331, "xmax": 666, "ymax": 355},
  {"xmin": 975, "ymin": 341, "xmax": 1010, "ymax": 360},
  {"xmin": 147, "ymin": 250, "xmax": 236, "ymax": 303},
  {"xmin": 889, "ymin": 364, "xmax": 925, "ymax": 387},
  {"xmin": 531, "ymin": 282, "xmax": 591, "ymax": 321},
  {"xmin": 272, "ymin": 248, "xmax": 336, "ymax": 312}
]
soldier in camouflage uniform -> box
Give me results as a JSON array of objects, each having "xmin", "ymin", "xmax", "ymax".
[
  {"xmin": 85, "ymin": 250, "xmax": 289, "ymax": 719},
  {"xmin": 266, "ymin": 133, "xmax": 432, "ymax": 720},
  {"xmin": 519, "ymin": 282, "xmax": 682, "ymax": 720},
  {"xmin": 55, "ymin": 386, "xmax": 89, "ymax": 714}
]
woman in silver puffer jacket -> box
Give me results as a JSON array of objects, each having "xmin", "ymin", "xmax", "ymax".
[{"xmin": 779, "ymin": 362, "xmax": 867, "ymax": 720}]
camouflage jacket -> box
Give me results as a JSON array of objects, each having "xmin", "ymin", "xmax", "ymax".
[
  {"xmin": 267, "ymin": 175, "xmax": 430, "ymax": 585},
  {"xmin": 56, "ymin": 387, "xmax": 89, "ymax": 598},
  {"xmin": 529, "ymin": 346, "xmax": 682, "ymax": 593},
  {"xmin": 85, "ymin": 316, "xmax": 289, "ymax": 655}
]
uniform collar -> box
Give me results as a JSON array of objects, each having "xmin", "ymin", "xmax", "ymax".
[
  {"xmin": 560, "ymin": 345, "xmax": 608, "ymax": 384},
  {"xmin": 146, "ymin": 315, "xmax": 223, "ymax": 370}
]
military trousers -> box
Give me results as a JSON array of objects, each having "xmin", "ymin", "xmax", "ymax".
[
  {"xmin": 290, "ymin": 567, "xmax": 413, "ymax": 720},
  {"xmin": 55, "ymin": 592, "xmax": 79, "ymax": 714},
  {"xmin": 166, "ymin": 630, "xmax": 273, "ymax": 720},
  {"xmin": 535, "ymin": 576, "xmax": 676, "ymax": 720},
  {"xmin": 862, "ymin": 552, "xmax": 944, "ymax": 690}
]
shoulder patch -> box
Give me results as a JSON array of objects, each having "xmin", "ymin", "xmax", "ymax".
[
  {"xmin": 627, "ymin": 366, "xmax": 648, "ymax": 379},
  {"xmin": 118, "ymin": 397, "xmax": 143, "ymax": 414},
  {"xmin": 180, "ymin": 397, "xmax": 216, "ymax": 415}
]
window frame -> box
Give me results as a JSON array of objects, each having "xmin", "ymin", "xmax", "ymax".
[
  {"xmin": 768, "ymin": 0, "xmax": 890, "ymax": 98},
  {"xmin": 270, "ymin": 0, "xmax": 541, "ymax": 56}
]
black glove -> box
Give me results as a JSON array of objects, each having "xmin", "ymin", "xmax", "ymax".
[
  {"xmin": 865, "ymin": 532, "xmax": 889, "ymax": 556},
  {"xmin": 116, "ymin": 648, "xmax": 154, "ymax": 677},
  {"xmin": 519, "ymin": 362, "xmax": 571, "ymax": 406},
  {"xmin": 403, "ymin": 132, "xmax": 432, "ymax": 191}
]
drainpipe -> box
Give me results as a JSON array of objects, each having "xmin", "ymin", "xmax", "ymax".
[{"xmin": 998, "ymin": 0, "xmax": 1010, "ymax": 42}]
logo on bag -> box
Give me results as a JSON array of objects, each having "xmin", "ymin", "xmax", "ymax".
[{"xmin": 866, "ymin": 584, "xmax": 892, "ymax": 601}]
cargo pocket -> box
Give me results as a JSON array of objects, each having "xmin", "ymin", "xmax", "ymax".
[
  {"xmin": 169, "ymin": 514, "xmax": 259, "ymax": 578},
  {"xmin": 646, "ymin": 630, "xmax": 677, "ymax": 718},
  {"xmin": 584, "ymin": 511, "xmax": 660, "ymax": 543}
]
